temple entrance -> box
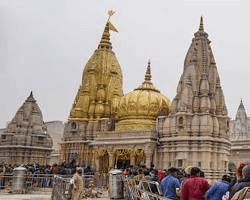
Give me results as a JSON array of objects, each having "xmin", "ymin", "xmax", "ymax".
[
  {"xmin": 117, "ymin": 159, "xmax": 130, "ymax": 169},
  {"xmin": 113, "ymin": 148, "xmax": 145, "ymax": 169},
  {"xmin": 115, "ymin": 149, "xmax": 131, "ymax": 169}
]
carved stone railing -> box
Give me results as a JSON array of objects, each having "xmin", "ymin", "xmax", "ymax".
[{"xmin": 96, "ymin": 130, "xmax": 158, "ymax": 139}]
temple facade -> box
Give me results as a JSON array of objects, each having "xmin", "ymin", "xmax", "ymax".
[
  {"xmin": 230, "ymin": 100, "xmax": 250, "ymax": 168},
  {"xmin": 60, "ymin": 16, "xmax": 231, "ymax": 179},
  {"xmin": 0, "ymin": 92, "xmax": 53, "ymax": 165},
  {"xmin": 158, "ymin": 17, "xmax": 231, "ymax": 180}
]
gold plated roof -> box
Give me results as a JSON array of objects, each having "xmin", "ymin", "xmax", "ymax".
[
  {"xmin": 116, "ymin": 61, "xmax": 171, "ymax": 131},
  {"xmin": 70, "ymin": 18, "xmax": 123, "ymax": 121}
]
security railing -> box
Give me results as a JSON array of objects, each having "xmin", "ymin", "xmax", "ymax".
[
  {"xmin": 51, "ymin": 173, "xmax": 108, "ymax": 200},
  {"xmin": 123, "ymin": 177, "xmax": 165, "ymax": 200},
  {"xmin": 51, "ymin": 176, "xmax": 72, "ymax": 200},
  {"xmin": 0, "ymin": 174, "xmax": 57, "ymax": 192}
]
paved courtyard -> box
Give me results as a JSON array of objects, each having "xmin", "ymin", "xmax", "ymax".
[
  {"xmin": 0, "ymin": 194, "xmax": 51, "ymax": 200},
  {"xmin": 0, "ymin": 190, "xmax": 110, "ymax": 200}
]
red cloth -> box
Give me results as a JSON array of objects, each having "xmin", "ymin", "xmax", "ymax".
[
  {"xmin": 156, "ymin": 171, "xmax": 166, "ymax": 181},
  {"xmin": 181, "ymin": 175, "xmax": 210, "ymax": 200}
]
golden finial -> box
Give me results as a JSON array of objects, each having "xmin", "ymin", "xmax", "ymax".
[
  {"xmin": 98, "ymin": 10, "xmax": 118, "ymax": 50},
  {"xmin": 145, "ymin": 59, "xmax": 152, "ymax": 82},
  {"xmin": 199, "ymin": 16, "xmax": 204, "ymax": 32},
  {"xmin": 108, "ymin": 10, "xmax": 115, "ymax": 21}
]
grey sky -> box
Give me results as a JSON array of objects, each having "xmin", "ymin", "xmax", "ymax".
[{"xmin": 0, "ymin": 0, "xmax": 249, "ymax": 128}]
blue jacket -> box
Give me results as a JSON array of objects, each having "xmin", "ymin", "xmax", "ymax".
[
  {"xmin": 160, "ymin": 175, "xmax": 180, "ymax": 200},
  {"xmin": 205, "ymin": 180, "xmax": 229, "ymax": 200}
]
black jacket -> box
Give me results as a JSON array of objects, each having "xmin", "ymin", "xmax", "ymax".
[{"xmin": 229, "ymin": 178, "xmax": 250, "ymax": 199}]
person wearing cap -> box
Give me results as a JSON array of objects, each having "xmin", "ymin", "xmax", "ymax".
[
  {"xmin": 160, "ymin": 167, "xmax": 180, "ymax": 200},
  {"xmin": 229, "ymin": 164, "xmax": 250, "ymax": 199},
  {"xmin": 181, "ymin": 167, "xmax": 210, "ymax": 200},
  {"xmin": 71, "ymin": 168, "xmax": 83, "ymax": 200},
  {"xmin": 205, "ymin": 175, "xmax": 231, "ymax": 200}
]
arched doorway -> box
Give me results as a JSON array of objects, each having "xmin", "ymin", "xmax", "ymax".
[{"xmin": 115, "ymin": 149, "xmax": 130, "ymax": 169}]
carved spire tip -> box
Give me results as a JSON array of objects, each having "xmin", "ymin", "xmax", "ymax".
[
  {"xmin": 29, "ymin": 91, "xmax": 33, "ymax": 97},
  {"xmin": 145, "ymin": 59, "xmax": 152, "ymax": 82},
  {"xmin": 199, "ymin": 16, "xmax": 204, "ymax": 32}
]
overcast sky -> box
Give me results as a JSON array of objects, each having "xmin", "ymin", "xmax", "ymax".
[{"xmin": 0, "ymin": 0, "xmax": 250, "ymax": 128}]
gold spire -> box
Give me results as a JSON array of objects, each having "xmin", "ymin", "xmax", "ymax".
[
  {"xmin": 98, "ymin": 10, "xmax": 118, "ymax": 50},
  {"xmin": 135, "ymin": 60, "xmax": 160, "ymax": 93},
  {"xmin": 98, "ymin": 22, "xmax": 112, "ymax": 50},
  {"xmin": 199, "ymin": 16, "xmax": 204, "ymax": 32},
  {"xmin": 145, "ymin": 59, "xmax": 152, "ymax": 82},
  {"xmin": 69, "ymin": 11, "xmax": 123, "ymax": 120}
]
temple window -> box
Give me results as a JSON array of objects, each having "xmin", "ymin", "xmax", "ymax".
[
  {"xmin": 71, "ymin": 131, "xmax": 77, "ymax": 135},
  {"xmin": 178, "ymin": 159, "xmax": 183, "ymax": 167},
  {"xmin": 71, "ymin": 122, "xmax": 77, "ymax": 129},
  {"xmin": 178, "ymin": 117, "xmax": 184, "ymax": 127},
  {"xmin": 198, "ymin": 161, "xmax": 201, "ymax": 167}
]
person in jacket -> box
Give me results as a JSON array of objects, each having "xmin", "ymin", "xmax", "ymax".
[
  {"xmin": 205, "ymin": 175, "xmax": 231, "ymax": 200},
  {"xmin": 229, "ymin": 164, "xmax": 250, "ymax": 199},
  {"xmin": 181, "ymin": 167, "xmax": 210, "ymax": 200},
  {"xmin": 160, "ymin": 167, "xmax": 180, "ymax": 200}
]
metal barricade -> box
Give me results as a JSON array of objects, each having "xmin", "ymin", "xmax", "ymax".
[
  {"xmin": 51, "ymin": 176, "xmax": 72, "ymax": 200},
  {"xmin": 0, "ymin": 174, "xmax": 56, "ymax": 193},
  {"xmin": 123, "ymin": 177, "xmax": 165, "ymax": 200},
  {"xmin": 50, "ymin": 173, "xmax": 108, "ymax": 200}
]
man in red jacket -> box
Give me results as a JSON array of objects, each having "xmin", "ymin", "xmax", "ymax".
[{"xmin": 181, "ymin": 167, "xmax": 210, "ymax": 200}]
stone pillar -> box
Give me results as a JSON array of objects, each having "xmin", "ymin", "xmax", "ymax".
[
  {"xmin": 108, "ymin": 150, "xmax": 115, "ymax": 169},
  {"xmin": 145, "ymin": 154, "xmax": 151, "ymax": 168},
  {"xmin": 130, "ymin": 153, "xmax": 136, "ymax": 166},
  {"xmin": 153, "ymin": 148, "xmax": 158, "ymax": 168},
  {"xmin": 145, "ymin": 143, "xmax": 154, "ymax": 169},
  {"xmin": 95, "ymin": 156, "xmax": 100, "ymax": 172},
  {"xmin": 86, "ymin": 121, "xmax": 94, "ymax": 140},
  {"xmin": 164, "ymin": 150, "xmax": 170, "ymax": 168},
  {"xmin": 192, "ymin": 144, "xmax": 198, "ymax": 167}
]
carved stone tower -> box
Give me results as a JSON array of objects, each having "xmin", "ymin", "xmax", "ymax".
[
  {"xmin": 232, "ymin": 100, "xmax": 250, "ymax": 140},
  {"xmin": 0, "ymin": 92, "xmax": 53, "ymax": 165},
  {"xmin": 159, "ymin": 17, "xmax": 231, "ymax": 180},
  {"xmin": 230, "ymin": 100, "xmax": 250, "ymax": 168}
]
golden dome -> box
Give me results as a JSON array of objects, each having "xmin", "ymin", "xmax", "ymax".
[
  {"xmin": 70, "ymin": 19, "xmax": 123, "ymax": 121},
  {"xmin": 116, "ymin": 61, "xmax": 171, "ymax": 131}
]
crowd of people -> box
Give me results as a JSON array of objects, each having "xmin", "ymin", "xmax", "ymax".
[
  {"xmin": 0, "ymin": 161, "xmax": 93, "ymax": 189},
  {"xmin": 2, "ymin": 161, "xmax": 250, "ymax": 199},
  {"xmin": 123, "ymin": 164, "xmax": 250, "ymax": 200}
]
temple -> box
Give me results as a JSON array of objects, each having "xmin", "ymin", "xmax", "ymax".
[
  {"xmin": 0, "ymin": 92, "xmax": 53, "ymax": 165},
  {"xmin": 158, "ymin": 17, "xmax": 231, "ymax": 180},
  {"xmin": 230, "ymin": 100, "xmax": 250, "ymax": 168},
  {"xmin": 60, "ymin": 16, "xmax": 231, "ymax": 180}
]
